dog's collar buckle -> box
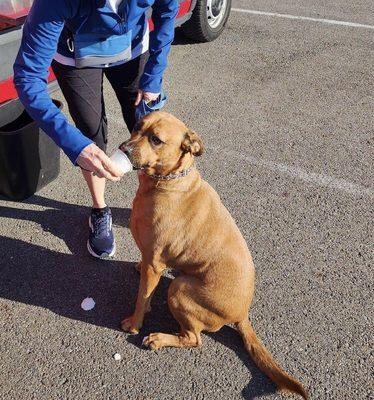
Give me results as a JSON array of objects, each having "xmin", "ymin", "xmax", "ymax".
[{"xmin": 146, "ymin": 166, "xmax": 194, "ymax": 181}]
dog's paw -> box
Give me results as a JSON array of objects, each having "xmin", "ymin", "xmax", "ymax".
[
  {"xmin": 142, "ymin": 333, "xmax": 166, "ymax": 351},
  {"xmin": 120, "ymin": 315, "xmax": 142, "ymax": 334}
]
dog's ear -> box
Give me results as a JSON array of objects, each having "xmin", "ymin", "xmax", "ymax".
[{"xmin": 181, "ymin": 129, "xmax": 204, "ymax": 156}]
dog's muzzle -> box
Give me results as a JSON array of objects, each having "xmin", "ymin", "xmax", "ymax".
[{"xmin": 119, "ymin": 143, "xmax": 149, "ymax": 171}]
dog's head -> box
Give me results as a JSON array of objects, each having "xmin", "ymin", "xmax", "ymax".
[{"xmin": 120, "ymin": 111, "xmax": 204, "ymax": 176}]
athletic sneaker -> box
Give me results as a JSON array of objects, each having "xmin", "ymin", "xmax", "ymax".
[{"xmin": 87, "ymin": 207, "xmax": 116, "ymax": 259}]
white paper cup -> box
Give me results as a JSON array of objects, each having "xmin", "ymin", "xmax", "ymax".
[{"xmin": 110, "ymin": 149, "xmax": 133, "ymax": 175}]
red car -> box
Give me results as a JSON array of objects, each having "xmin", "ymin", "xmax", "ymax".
[{"xmin": 0, "ymin": 0, "xmax": 231, "ymax": 107}]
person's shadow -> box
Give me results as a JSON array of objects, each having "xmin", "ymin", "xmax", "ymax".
[
  {"xmin": 0, "ymin": 195, "xmax": 277, "ymax": 399},
  {"xmin": 0, "ymin": 194, "xmax": 131, "ymax": 255}
]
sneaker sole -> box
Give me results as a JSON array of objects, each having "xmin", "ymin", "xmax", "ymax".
[{"xmin": 87, "ymin": 240, "xmax": 116, "ymax": 260}]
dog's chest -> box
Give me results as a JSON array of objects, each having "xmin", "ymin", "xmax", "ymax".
[{"xmin": 131, "ymin": 192, "xmax": 193, "ymax": 257}]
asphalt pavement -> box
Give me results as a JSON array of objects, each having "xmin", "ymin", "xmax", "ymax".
[{"xmin": 0, "ymin": 1, "xmax": 373, "ymax": 399}]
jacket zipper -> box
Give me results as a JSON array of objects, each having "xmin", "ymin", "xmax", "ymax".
[{"xmin": 116, "ymin": 0, "xmax": 128, "ymax": 33}]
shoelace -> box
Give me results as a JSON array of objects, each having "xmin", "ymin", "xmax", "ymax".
[{"xmin": 92, "ymin": 212, "xmax": 110, "ymax": 237}]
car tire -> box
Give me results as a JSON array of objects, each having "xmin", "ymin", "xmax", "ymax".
[{"xmin": 181, "ymin": 0, "xmax": 232, "ymax": 42}]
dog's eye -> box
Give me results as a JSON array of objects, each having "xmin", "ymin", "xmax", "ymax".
[{"xmin": 150, "ymin": 135, "xmax": 162, "ymax": 145}]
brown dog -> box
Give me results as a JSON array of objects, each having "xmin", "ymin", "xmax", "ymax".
[{"xmin": 120, "ymin": 111, "xmax": 308, "ymax": 399}]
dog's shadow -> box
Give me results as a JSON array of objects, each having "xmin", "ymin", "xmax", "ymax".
[{"xmin": 0, "ymin": 195, "xmax": 276, "ymax": 399}]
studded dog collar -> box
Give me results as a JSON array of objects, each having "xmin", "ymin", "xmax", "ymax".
[{"xmin": 145, "ymin": 165, "xmax": 194, "ymax": 181}]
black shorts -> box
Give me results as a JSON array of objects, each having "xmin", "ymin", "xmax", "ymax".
[{"xmin": 51, "ymin": 52, "xmax": 148, "ymax": 153}]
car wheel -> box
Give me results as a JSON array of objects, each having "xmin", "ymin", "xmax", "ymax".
[{"xmin": 181, "ymin": 0, "xmax": 232, "ymax": 42}]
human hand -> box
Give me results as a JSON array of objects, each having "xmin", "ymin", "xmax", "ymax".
[
  {"xmin": 135, "ymin": 90, "xmax": 160, "ymax": 106},
  {"xmin": 76, "ymin": 143, "xmax": 122, "ymax": 181}
]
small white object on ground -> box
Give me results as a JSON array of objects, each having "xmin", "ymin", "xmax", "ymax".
[
  {"xmin": 142, "ymin": 336, "xmax": 149, "ymax": 345},
  {"xmin": 113, "ymin": 353, "xmax": 122, "ymax": 361},
  {"xmin": 110, "ymin": 149, "xmax": 133, "ymax": 175},
  {"xmin": 81, "ymin": 297, "xmax": 95, "ymax": 311}
]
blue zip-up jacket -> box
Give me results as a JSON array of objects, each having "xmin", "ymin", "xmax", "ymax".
[{"xmin": 13, "ymin": 0, "xmax": 178, "ymax": 164}]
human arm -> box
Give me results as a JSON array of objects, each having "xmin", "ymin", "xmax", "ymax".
[
  {"xmin": 13, "ymin": 0, "xmax": 121, "ymax": 179},
  {"xmin": 138, "ymin": 0, "xmax": 179, "ymax": 95}
]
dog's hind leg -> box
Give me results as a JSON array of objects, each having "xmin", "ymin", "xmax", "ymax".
[
  {"xmin": 142, "ymin": 330, "xmax": 201, "ymax": 350},
  {"xmin": 143, "ymin": 275, "xmax": 225, "ymax": 351}
]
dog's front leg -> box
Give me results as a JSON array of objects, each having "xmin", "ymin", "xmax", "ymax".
[{"xmin": 121, "ymin": 262, "xmax": 165, "ymax": 334}]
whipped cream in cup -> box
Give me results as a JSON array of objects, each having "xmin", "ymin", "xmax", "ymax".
[{"xmin": 110, "ymin": 149, "xmax": 133, "ymax": 175}]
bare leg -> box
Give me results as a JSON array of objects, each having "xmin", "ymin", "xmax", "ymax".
[
  {"xmin": 121, "ymin": 263, "xmax": 165, "ymax": 334},
  {"xmin": 82, "ymin": 169, "xmax": 106, "ymax": 208}
]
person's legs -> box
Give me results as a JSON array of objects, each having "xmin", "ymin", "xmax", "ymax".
[
  {"xmin": 52, "ymin": 60, "xmax": 115, "ymax": 258},
  {"xmin": 82, "ymin": 171, "xmax": 106, "ymax": 209},
  {"xmin": 104, "ymin": 52, "xmax": 149, "ymax": 133},
  {"xmin": 52, "ymin": 60, "xmax": 108, "ymax": 208}
]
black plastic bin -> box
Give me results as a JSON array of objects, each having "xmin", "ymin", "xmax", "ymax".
[{"xmin": 0, "ymin": 99, "xmax": 62, "ymax": 201}]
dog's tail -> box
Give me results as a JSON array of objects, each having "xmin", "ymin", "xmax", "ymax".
[{"xmin": 236, "ymin": 318, "xmax": 308, "ymax": 399}]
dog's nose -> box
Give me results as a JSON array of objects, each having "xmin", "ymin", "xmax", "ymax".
[{"xmin": 120, "ymin": 142, "xmax": 133, "ymax": 155}]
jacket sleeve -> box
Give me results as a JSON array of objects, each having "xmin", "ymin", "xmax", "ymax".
[
  {"xmin": 13, "ymin": 0, "xmax": 93, "ymax": 164},
  {"xmin": 139, "ymin": 0, "xmax": 179, "ymax": 93}
]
